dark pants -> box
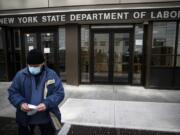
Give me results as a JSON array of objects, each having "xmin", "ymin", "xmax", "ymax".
[{"xmin": 18, "ymin": 122, "xmax": 55, "ymax": 135}]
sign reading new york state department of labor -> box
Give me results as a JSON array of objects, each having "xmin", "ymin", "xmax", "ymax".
[{"xmin": 0, "ymin": 8, "xmax": 180, "ymax": 25}]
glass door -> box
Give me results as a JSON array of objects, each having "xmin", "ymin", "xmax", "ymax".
[
  {"xmin": 92, "ymin": 30, "xmax": 132, "ymax": 84},
  {"xmin": 22, "ymin": 28, "xmax": 58, "ymax": 75}
]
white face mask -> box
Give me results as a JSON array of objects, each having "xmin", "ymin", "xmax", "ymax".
[{"xmin": 28, "ymin": 66, "xmax": 41, "ymax": 75}]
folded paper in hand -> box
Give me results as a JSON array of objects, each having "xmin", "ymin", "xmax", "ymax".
[{"xmin": 27, "ymin": 104, "xmax": 38, "ymax": 116}]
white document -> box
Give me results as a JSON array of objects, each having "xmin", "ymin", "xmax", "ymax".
[
  {"xmin": 135, "ymin": 39, "xmax": 143, "ymax": 46},
  {"xmin": 28, "ymin": 104, "xmax": 37, "ymax": 110},
  {"xmin": 44, "ymin": 48, "xmax": 50, "ymax": 53},
  {"xmin": 28, "ymin": 46, "xmax": 34, "ymax": 51},
  {"xmin": 27, "ymin": 104, "xmax": 38, "ymax": 116}
]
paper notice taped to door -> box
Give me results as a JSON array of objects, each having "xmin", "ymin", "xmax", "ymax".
[
  {"xmin": 29, "ymin": 46, "xmax": 34, "ymax": 51},
  {"xmin": 44, "ymin": 48, "xmax": 50, "ymax": 53},
  {"xmin": 135, "ymin": 40, "xmax": 143, "ymax": 46}
]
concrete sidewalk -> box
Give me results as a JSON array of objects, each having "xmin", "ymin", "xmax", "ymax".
[
  {"xmin": 61, "ymin": 98, "xmax": 180, "ymax": 133},
  {"xmin": 0, "ymin": 82, "xmax": 180, "ymax": 135},
  {"xmin": 63, "ymin": 84, "xmax": 180, "ymax": 103},
  {"xmin": 0, "ymin": 82, "xmax": 180, "ymax": 118}
]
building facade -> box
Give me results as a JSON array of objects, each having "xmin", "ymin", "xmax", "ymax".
[{"xmin": 0, "ymin": 0, "xmax": 180, "ymax": 89}]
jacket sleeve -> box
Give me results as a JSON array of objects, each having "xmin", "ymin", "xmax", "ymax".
[
  {"xmin": 8, "ymin": 72, "xmax": 27, "ymax": 109},
  {"xmin": 43, "ymin": 72, "xmax": 65, "ymax": 110}
]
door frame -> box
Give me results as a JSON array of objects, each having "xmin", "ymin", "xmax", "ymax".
[{"xmin": 90, "ymin": 28, "xmax": 134, "ymax": 84}]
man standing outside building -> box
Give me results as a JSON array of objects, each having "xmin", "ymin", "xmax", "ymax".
[{"xmin": 8, "ymin": 49, "xmax": 64, "ymax": 135}]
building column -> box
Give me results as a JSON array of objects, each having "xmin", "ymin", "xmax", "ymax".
[
  {"xmin": 65, "ymin": 24, "xmax": 79, "ymax": 85},
  {"xmin": 144, "ymin": 22, "xmax": 152, "ymax": 88}
]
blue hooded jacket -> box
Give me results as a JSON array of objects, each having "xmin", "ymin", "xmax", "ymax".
[{"xmin": 8, "ymin": 66, "xmax": 65, "ymax": 126}]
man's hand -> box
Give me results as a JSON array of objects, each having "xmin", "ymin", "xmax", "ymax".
[
  {"xmin": 37, "ymin": 103, "xmax": 46, "ymax": 112},
  {"xmin": 20, "ymin": 103, "xmax": 31, "ymax": 112}
]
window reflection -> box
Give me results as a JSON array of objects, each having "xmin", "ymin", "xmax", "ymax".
[
  {"xmin": 58, "ymin": 28, "xmax": 66, "ymax": 81},
  {"xmin": 14, "ymin": 31, "xmax": 21, "ymax": 49},
  {"xmin": 41, "ymin": 33, "xmax": 55, "ymax": 70},
  {"xmin": 94, "ymin": 33, "xmax": 109, "ymax": 82},
  {"xmin": 0, "ymin": 27, "xmax": 3, "ymax": 49},
  {"xmin": 12, "ymin": 29, "xmax": 23, "ymax": 74},
  {"xmin": 41, "ymin": 33, "xmax": 54, "ymax": 42},
  {"xmin": 152, "ymin": 22, "xmax": 176, "ymax": 67},
  {"xmin": 176, "ymin": 23, "xmax": 180, "ymax": 67},
  {"xmin": 24, "ymin": 33, "xmax": 37, "ymax": 56},
  {"xmin": 81, "ymin": 26, "xmax": 90, "ymax": 82},
  {"xmin": 114, "ymin": 33, "xmax": 129, "ymax": 83},
  {"xmin": 133, "ymin": 25, "xmax": 143, "ymax": 84},
  {"xmin": 0, "ymin": 27, "xmax": 6, "ymax": 80}
]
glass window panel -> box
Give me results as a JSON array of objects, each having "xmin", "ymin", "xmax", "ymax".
[
  {"xmin": 133, "ymin": 25, "xmax": 143, "ymax": 84},
  {"xmin": 59, "ymin": 28, "xmax": 65, "ymax": 50},
  {"xmin": 152, "ymin": 22, "xmax": 176, "ymax": 67},
  {"xmin": 0, "ymin": 28, "xmax": 5, "ymax": 61},
  {"xmin": 14, "ymin": 30, "xmax": 21, "ymax": 49},
  {"xmin": 0, "ymin": 64, "xmax": 6, "ymax": 80},
  {"xmin": 58, "ymin": 28, "xmax": 66, "ymax": 81},
  {"xmin": 24, "ymin": 33, "xmax": 37, "ymax": 57},
  {"xmin": 178, "ymin": 25, "xmax": 180, "ymax": 55},
  {"xmin": 152, "ymin": 22, "xmax": 176, "ymax": 54},
  {"xmin": 81, "ymin": 26, "xmax": 90, "ymax": 82},
  {"xmin": 114, "ymin": 33, "xmax": 130, "ymax": 83},
  {"xmin": 94, "ymin": 33, "xmax": 109, "ymax": 82},
  {"xmin": 0, "ymin": 27, "xmax": 3, "ymax": 49},
  {"xmin": 41, "ymin": 33, "xmax": 55, "ymax": 70},
  {"xmin": 13, "ymin": 29, "xmax": 23, "ymax": 71},
  {"xmin": 177, "ymin": 23, "xmax": 180, "ymax": 66},
  {"xmin": 151, "ymin": 55, "xmax": 174, "ymax": 66},
  {"xmin": 0, "ymin": 28, "xmax": 5, "ymax": 62},
  {"xmin": 176, "ymin": 56, "xmax": 180, "ymax": 66},
  {"xmin": 0, "ymin": 50, "xmax": 5, "ymax": 61},
  {"xmin": 41, "ymin": 33, "xmax": 54, "ymax": 42},
  {"xmin": 0, "ymin": 28, "xmax": 6, "ymax": 80}
]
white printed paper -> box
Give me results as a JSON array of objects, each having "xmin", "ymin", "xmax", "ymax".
[
  {"xmin": 135, "ymin": 40, "xmax": 143, "ymax": 46},
  {"xmin": 44, "ymin": 48, "xmax": 50, "ymax": 53},
  {"xmin": 27, "ymin": 104, "xmax": 38, "ymax": 116},
  {"xmin": 28, "ymin": 104, "xmax": 37, "ymax": 110},
  {"xmin": 28, "ymin": 46, "xmax": 34, "ymax": 51}
]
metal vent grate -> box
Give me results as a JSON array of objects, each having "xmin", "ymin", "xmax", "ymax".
[{"xmin": 64, "ymin": 125, "xmax": 180, "ymax": 135}]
